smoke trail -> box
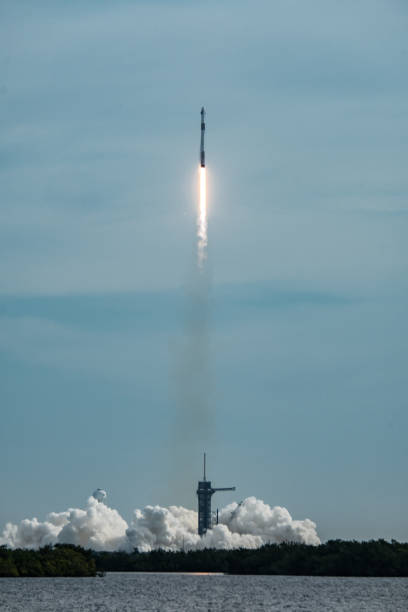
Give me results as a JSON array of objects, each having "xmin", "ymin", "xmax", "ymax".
[
  {"xmin": 0, "ymin": 496, "xmax": 320, "ymax": 551},
  {"xmin": 197, "ymin": 166, "xmax": 207, "ymax": 270},
  {"xmin": 189, "ymin": 162, "xmax": 210, "ymax": 433},
  {"xmin": 168, "ymin": 164, "xmax": 212, "ymax": 497}
]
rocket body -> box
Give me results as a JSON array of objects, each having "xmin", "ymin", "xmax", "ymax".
[{"xmin": 200, "ymin": 106, "xmax": 205, "ymax": 167}]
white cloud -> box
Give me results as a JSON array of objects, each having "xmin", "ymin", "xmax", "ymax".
[{"xmin": 1, "ymin": 495, "xmax": 320, "ymax": 551}]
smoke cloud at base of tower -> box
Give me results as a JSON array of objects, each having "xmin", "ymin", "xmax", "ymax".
[{"xmin": 0, "ymin": 496, "xmax": 320, "ymax": 551}]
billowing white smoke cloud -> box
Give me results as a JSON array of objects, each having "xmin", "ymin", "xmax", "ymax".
[
  {"xmin": 126, "ymin": 497, "xmax": 320, "ymax": 551},
  {"xmin": 126, "ymin": 505, "xmax": 199, "ymax": 552},
  {"xmin": 218, "ymin": 498, "xmax": 320, "ymax": 547},
  {"xmin": 1, "ymin": 498, "xmax": 128, "ymax": 552},
  {"xmin": 0, "ymin": 496, "xmax": 320, "ymax": 551}
]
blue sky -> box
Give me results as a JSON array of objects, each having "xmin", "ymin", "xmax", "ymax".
[{"xmin": 1, "ymin": 0, "xmax": 407, "ymax": 541}]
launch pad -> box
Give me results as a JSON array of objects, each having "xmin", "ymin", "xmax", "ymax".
[{"xmin": 197, "ymin": 453, "xmax": 235, "ymax": 536}]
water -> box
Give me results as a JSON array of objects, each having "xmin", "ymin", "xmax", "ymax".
[{"xmin": 1, "ymin": 573, "xmax": 407, "ymax": 611}]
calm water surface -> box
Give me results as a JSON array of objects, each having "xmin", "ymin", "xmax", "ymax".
[{"xmin": 1, "ymin": 572, "xmax": 407, "ymax": 611}]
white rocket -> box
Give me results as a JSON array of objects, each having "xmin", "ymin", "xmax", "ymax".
[{"xmin": 200, "ymin": 106, "xmax": 205, "ymax": 168}]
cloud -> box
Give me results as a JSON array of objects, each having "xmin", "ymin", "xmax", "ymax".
[{"xmin": 1, "ymin": 496, "xmax": 320, "ymax": 551}]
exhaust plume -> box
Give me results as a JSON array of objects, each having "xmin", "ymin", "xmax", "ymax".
[
  {"xmin": 197, "ymin": 166, "xmax": 207, "ymax": 270},
  {"xmin": 0, "ymin": 496, "xmax": 320, "ymax": 551},
  {"xmin": 169, "ymin": 148, "xmax": 211, "ymax": 490}
]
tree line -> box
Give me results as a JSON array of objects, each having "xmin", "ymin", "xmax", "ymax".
[
  {"xmin": 94, "ymin": 540, "xmax": 408, "ymax": 576},
  {"xmin": 1, "ymin": 540, "xmax": 408, "ymax": 577},
  {"xmin": 0, "ymin": 544, "xmax": 96, "ymax": 577}
]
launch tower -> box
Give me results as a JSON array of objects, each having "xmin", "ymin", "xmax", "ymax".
[{"xmin": 197, "ymin": 453, "xmax": 235, "ymax": 536}]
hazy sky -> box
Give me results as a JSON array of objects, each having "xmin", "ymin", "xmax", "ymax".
[{"xmin": 1, "ymin": 0, "xmax": 407, "ymax": 542}]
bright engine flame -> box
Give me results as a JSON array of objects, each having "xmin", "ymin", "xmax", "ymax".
[{"xmin": 198, "ymin": 166, "xmax": 207, "ymax": 269}]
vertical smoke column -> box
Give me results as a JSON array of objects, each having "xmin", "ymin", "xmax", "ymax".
[
  {"xmin": 197, "ymin": 166, "xmax": 207, "ymax": 269},
  {"xmin": 168, "ymin": 108, "xmax": 211, "ymax": 505},
  {"xmin": 192, "ymin": 105, "xmax": 210, "ymax": 436}
]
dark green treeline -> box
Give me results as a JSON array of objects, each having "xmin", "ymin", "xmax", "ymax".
[
  {"xmin": 2, "ymin": 540, "xmax": 408, "ymax": 577},
  {"xmin": 0, "ymin": 544, "xmax": 96, "ymax": 577},
  {"xmin": 95, "ymin": 540, "xmax": 408, "ymax": 576}
]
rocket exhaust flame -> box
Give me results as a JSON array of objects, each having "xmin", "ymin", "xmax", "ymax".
[{"xmin": 198, "ymin": 166, "xmax": 207, "ymax": 269}]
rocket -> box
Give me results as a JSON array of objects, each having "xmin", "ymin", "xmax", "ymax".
[{"xmin": 200, "ymin": 106, "xmax": 205, "ymax": 168}]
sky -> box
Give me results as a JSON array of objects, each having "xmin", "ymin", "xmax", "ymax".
[{"xmin": 1, "ymin": 0, "xmax": 407, "ymax": 542}]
